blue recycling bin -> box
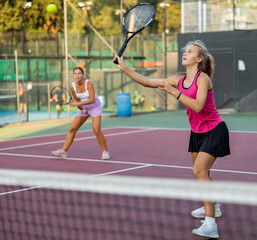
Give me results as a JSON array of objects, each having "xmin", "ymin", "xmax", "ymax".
[{"xmin": 116, "ymin": 93, "xmax": 132, "ymax": 117}]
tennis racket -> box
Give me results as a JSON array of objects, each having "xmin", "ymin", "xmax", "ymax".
[
  {"xmin": 50, "ymin": 86, "xmax": 83, "ymax": 111},
  {"xmin": 113, "ymin": 3, "xmax": 155, "ymax": 64}
]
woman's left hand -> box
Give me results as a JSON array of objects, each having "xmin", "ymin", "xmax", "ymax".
[
  {"xmin": 158, "ymin": 81, "xmax": 177, "ymax": 96},
  {"xmin": 70, "ymin": 101, "xmax": 80, "ymax": 107}
]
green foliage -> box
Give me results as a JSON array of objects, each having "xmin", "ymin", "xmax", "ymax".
[
  {"xmin": 93, "ymin": 6, "xmax": 121, "ymax": 35},
  {"xmin": 3, "ymin": 0, "xmax": 254, "ymax": 36},
  {"xmin": 0, "ymin": 0, "xmax": 183, "ymax": 35},
  {"xmin": 0, "ymin": 0, "xmax": 23, "ymax": 31},
  {"xmin": 0, "ymin": 0, "xmax": 64, "ymax": 36},
  {"xmin": 155, "ymin": 1, "xmax": 181, "ymax": 34}
]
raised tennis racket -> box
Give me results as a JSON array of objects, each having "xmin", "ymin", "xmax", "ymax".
[
  {"xmin": 113, "ymin": 3, "xmax": 155, "ymax": 64},
  {"xmin": 50, "ymin": 86, "xmax": 83, "ymax": 111}
]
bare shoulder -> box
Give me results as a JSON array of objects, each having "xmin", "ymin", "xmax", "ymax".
[
  {"xmin": 87, "ymin": 80, "xmax": 94, "ymax": 88},
  {"xmin": 69, "ymin": 84, "xmax": 74, "ymax": 91},
  {"xmin": 197, "ymin": 72, "xmax": 212, "ymax": 88}
]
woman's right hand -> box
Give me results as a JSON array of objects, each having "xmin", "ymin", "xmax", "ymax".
[
  {"xmin": 70, "ymin": 101, "xmax": 80, "ymax": 107},
  {"xmin": 113, "ymin": 55, "xmax": 126, "ymax": 69}
]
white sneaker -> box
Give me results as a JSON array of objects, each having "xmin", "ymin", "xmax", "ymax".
[
  {"xmin": 51, "ymin": 149, "xmax": 67, "ymax": 158},
  {"xmin": 101, "ymin": 151, "xmax": 110, "ymax": 160},
  {"xmin": 191, "ymin": 204, "xmax": 222, "ymax": 218},
  {"xmin": 192, "ymin": 220, "xmax": 219, "ymax": 238}
]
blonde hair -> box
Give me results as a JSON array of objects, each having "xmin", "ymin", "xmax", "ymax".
[{"xmin": 183, "ymin": 40, "xmax": 215, "ymax": 79}]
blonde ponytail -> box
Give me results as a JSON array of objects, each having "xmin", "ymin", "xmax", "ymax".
[{"xmin": 199, "ymin": 53, "xmax": 215, "ymax": 79}]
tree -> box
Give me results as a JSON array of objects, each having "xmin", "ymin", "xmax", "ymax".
[
  {"xmin": 155, "ymin": 1, "xmax": 181, "ymax": 34},
  {"xmin": 0, "ymin": 0, "xmax": 63, "ymax": 34},
  {"xmin": 0, "ymin": 0, "xmax": 24, "ymax": 31},
  {"xmin": 0, "ymin": 0, "xmax": 173, "ymax": 35}
]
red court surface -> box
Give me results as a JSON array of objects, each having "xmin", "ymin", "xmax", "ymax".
[
  {"xmin": 0, "ymin": 127, "xmax": 257, "ymax": 240},
  {"xmin": 0, "ymin": 127, "xmax": 257, "ymax": 182}
]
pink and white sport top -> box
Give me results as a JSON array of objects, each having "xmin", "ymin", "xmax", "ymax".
[{"xmin": 177, "ymin": 71, "xmax": 223, "ymax": 133}]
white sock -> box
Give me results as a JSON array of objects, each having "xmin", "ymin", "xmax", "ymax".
[
  {"xmin": 215, "ymin": 203, "xmax": 220, "ymax": 208},
  {"xmin": 205, "ymin": 216, "xmax": 216, "ymax": 225}
]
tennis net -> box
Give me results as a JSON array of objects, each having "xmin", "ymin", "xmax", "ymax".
[{"xmin": 0, "ymin": 169, "xmax": 256, "ymax": 240}]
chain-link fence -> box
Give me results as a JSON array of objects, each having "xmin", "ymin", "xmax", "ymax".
[
  {"xmin": 0, "ymin": 31, "xmax": 179, "ymax": 126},
  {"xmin": 1, "ymin": 0, "xmax": 257, "ymax": 126}
]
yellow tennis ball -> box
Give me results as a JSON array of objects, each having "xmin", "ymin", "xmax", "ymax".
[{"xmin": 46, "ymin": 4, "xmax": 57, "ymax": 13}]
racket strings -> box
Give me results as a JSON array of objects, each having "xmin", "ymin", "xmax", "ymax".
[
  {"xmin": 51, "ymin": 87, "xmax": 70, "ymax": 105},
  {"xmin": 124, "ymin": 5, "xmax": 155, "ymax": 32}
]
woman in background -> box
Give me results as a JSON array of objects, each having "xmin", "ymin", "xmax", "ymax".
[
  {"xmin": 49, "ymin": 86, "xmax": 65, "ymax": 119},
  {"xmin": 52, "ymin": 67, "xmax": 110, "ymax": 160},
  {"xmin": 19, "ymin": 83, "xmax": 27, "ymax": 115}
]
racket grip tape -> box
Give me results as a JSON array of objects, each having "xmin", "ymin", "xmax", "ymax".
[
  {"xmin": 113, "ymin": 58, "xmax": 119, "ymax": 64},
  {"xmin": 113, "ymin": 42, "xmax": 127, "ymax": 65}
]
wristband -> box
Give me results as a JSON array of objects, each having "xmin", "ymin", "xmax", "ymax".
[{"xmin": 177, "ymin": 92, "xmax": 182, "ymax": 100}]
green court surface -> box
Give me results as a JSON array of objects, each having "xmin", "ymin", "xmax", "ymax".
[{"xmin": 0, "ymin": 111, "xmax": 257, "ymax": 141}]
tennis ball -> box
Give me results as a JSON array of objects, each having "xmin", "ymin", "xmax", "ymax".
[{"xmin": 46, "ymin": 4, "xmax": 57, "ymax": 13}]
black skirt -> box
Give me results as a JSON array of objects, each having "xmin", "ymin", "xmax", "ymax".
[
  {"xmin": 188, "ymin": 121, "xmax": 230, "ymax": 157},
  {"xmin": 19, "ymin": 93, "xmax": 26, "ymax": 103}
]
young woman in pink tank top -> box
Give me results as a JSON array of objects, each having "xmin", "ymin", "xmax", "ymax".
[
  {"xmin": 51, "ymin": 67, "xmax": 110, "ymax": 160},
  {"xmin": 114, "ymin": 40, "xmax": 230, "ymax": 238}
]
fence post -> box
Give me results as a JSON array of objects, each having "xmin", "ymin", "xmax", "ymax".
[{"xmin": 15, "ymin": 50, "xmax": 20, "ymax": 124}]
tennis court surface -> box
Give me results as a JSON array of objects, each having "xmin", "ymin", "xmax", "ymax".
[{"xmin": 0, "ymin": 122, "xmax": 257, "ymax": 240}]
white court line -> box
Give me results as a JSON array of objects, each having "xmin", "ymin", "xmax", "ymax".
[
  {"xmin": 0, "ymin": 152, "xmax": 149, "ymax": 166},
  {"xmin": 1, "ymin": 127, "xmax": 256, "ymax": 198},
  {"xmin": 0, "ymin": 152, "xmax": 256, "ymax": 176},
  {"xmin": 1, "ymin": 126, "xmax": 256, "ymax": 143},
  {"xmin": 0, "ymin": 126, "xmax": 174, "ymax": 143},
  {"xmin": 0, "ymin": 126, "xmax": 257, "ymax": 177},
  {"xmin": 0, "ymin": 186, "xmax": 45, "ymax": 196},
  {"xmin": 0, "ymin": 128, "xmax": 93, "ymax": 142},
  {"xmin": 0, "ymin": 164, "xmax": 152, "ymax": 196},
  {"xmin": 152, "ymin": 163, "xmax": 257, "ymax": 175},
  {"xmin": 0, "ymin": 126, "xmax": 126, "ymax": 142},
  {"xmin": 0, "ymin": 128, "xmax": 160, "ymax": 151},
  {"xmin": 115, "ymin": 126, "xmax": 257, "ymax": 134}
]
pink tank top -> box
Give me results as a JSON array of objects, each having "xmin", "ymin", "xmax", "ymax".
[{"xmin": 177, "ymin": 71, "xmax": 223, "ymax": 133}]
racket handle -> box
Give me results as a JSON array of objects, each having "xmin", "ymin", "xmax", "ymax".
[
  {"xmin": 78, "ymin": 106, "xmax": 83, "ymax": 110},
  {"xmin": 113, "ymin": 58, "xmax": 119, "ymax": 64},
  {"xmin": 113, "ymin": 42, "xmax": 127, "ymax": 65}
]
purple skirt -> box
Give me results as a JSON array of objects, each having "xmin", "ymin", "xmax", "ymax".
[{"xmin": 76, "ymin": 98, "xmax": 102, "ymax": 117}]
